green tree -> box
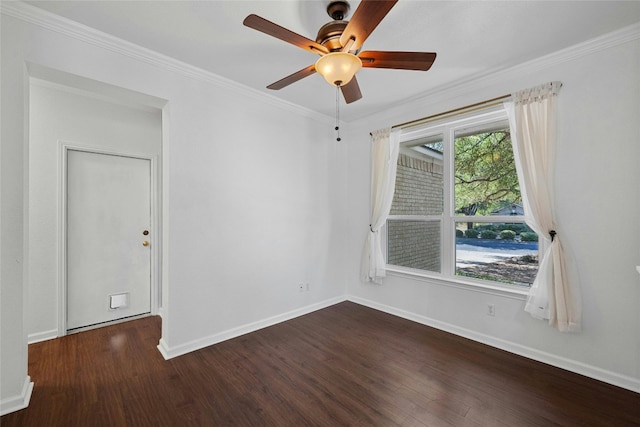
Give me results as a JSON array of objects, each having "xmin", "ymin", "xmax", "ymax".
[{"xmin": 454, "ymin": 130, "xmax": 520, "ymax": 219}]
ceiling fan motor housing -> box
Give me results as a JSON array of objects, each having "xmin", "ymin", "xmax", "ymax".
[
  {"xmin": 316, "ymin": 20, "xmax": 348, "ymax": 51},
  {"xmin": 316, "ymin": 1, "xmax": 351, "ymax": 51}
]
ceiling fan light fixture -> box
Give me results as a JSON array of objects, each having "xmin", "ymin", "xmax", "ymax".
[{"xmin": 315, "ymin": 52, "xmax": 362, "ymax": 87}]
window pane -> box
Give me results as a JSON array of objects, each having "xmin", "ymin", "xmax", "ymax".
[
  {"xmin": 455, "ymin": 222, "xmax": 538, "ymax": 287},
  {"xmin": 392, "ymin": 135, "xmax": 444, "ymax": 216},
  {"xmin": 388, "ymin": 220, "xmax": 441, "ymax": 272},
  {"xmin": 454, "ymin": 125, "xmax": 522, "ymax": 216}
]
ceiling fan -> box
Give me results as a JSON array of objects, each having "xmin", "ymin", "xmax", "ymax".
[{"xmin": 243, "ymin": 0, "xmax": 437, "ymax": 104}]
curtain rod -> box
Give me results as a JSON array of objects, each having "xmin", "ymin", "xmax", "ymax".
[
  {"xmin": 370, "ymin": 82, "xmax": 561, "ymax": 135},
  {"xmin": 369, "ymin": 94, "xmax": 509, "ymax": 136},
  {"xmin": 391, "ymin": 93, "xmax": 512, "ymax": 132}
]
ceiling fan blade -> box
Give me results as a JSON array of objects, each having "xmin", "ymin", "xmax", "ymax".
[
  {"xmin": 340, "ymin": 77, "xmax": 363, "ymax": 104},
  {"xmin": 359, "ymin": 51, "xmax": 437, "ymax": 71},
  {"xmin": 339, "ymin": 0, "xmax": 398, "ymax": 52},
  {"xmin": 266, "ymin": 64, "xmax": 317, "ymax": 90},
  {"xmin": 243, "ymin": 14, "xmax": 329, "ymax": 56}
]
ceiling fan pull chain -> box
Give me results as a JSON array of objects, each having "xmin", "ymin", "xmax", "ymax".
[{"xmin": 335, "ymin": 85, "xmax": 341, "ymax": 142}]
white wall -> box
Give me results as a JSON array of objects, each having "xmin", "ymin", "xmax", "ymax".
[
  {"xmin": 1, "ymin": 4, "xmax": 348, "ymax": 413},
  {"xmin": 27, "ymin": 81, "xmax": 162, "ymax": 342},
  {"xmin": 1, "ymin": 11, "xmax": 31, "ymax": 416},
  {"xmin": 345, "ymin": 27, "xmax": 640, "ymax": 392}
]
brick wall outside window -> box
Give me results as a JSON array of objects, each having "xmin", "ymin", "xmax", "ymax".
[{"xmin": 388, "ymin": 153, "xmax": 443, "ymax": 272}]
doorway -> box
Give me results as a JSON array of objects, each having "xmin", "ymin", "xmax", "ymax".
[
  {"xmin": 27, "ymin": 75, "xmax": 163, "ymax": 341},
  {"xmin": 65, "ymin": 148, "xmax": 153, "ymax": 331}
]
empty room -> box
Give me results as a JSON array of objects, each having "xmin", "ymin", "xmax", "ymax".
[{"xmin": 2, "ymin": 1, "xmax": 639, "ymax": 425}]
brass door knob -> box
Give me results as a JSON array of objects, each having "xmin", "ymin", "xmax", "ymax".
[{"xmin": 142, "ymin": 241, "xmax": 150, "ymax": 247}]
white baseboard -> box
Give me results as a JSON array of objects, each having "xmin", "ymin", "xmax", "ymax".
[
  {"xmin": 0, "ymin": 376, "xmax": 34, "ymax": 416},
  {"xmin": 156, "ymin": 337, "xmax": 171, "ymax": 359},
  {"xmin": 28, "ymin": 329, "xmax": 58, "ymax": 344},
  {"xmin": 157, "ymin": 296, "xmax": 348, "ymax": 360},
  {"xmin": 348, "ymin": 295, "xmax": 640, "ymax": 394}
]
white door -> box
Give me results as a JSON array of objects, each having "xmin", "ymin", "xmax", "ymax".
[{"xmin": 66, "ymin": 149, "xmax": 151, "ymax": 330}]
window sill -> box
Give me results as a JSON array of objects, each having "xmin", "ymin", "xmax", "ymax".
[{"xmin": 385, "ymin": 265, "xmax": 530, "ymax": 300}]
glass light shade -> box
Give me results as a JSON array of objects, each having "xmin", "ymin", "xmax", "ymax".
[{"xmin": 315, "ymin": 52, "xmax": 362, "ymax": 87}]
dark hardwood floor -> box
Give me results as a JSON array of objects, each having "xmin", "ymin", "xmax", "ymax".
[{"xmin": 2, "ymin": 301, "xmax": 639, "ymax": 426}]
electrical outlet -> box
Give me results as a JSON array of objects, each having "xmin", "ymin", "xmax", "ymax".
[{"xmin": 487, "ymin": 304, "xmax": 495, "ymax": 316}]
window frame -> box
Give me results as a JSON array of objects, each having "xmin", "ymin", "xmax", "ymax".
[{"xmin": 384, "ymin": 107, "xmax": 536, "ymax": 295}]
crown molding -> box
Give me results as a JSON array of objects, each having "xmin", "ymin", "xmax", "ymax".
[
  {"xmin": 354, "ymin": 21, "xmax": 640, "ymax": 125},
  {"xmin": 2, "ymin": 1, "xmax": 637, "ymax": 127},
  {"xmin": 0, "ymin": 1, "xmax": 334, "ymax": 125}
]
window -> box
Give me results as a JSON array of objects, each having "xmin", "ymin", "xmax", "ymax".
[{"xmin": 386, "ymin": 109, "xmax": 538, "ymax": 288}]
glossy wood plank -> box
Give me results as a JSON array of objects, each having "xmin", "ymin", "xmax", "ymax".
[
  {"xmin": 243, "ymin": 14, "xmax": 328, "ymax": 56},
  {"xmin": 359, "ymin": 51, "xmax": 437, "ymax": 71},
  {"xmin": 3, "ymin": 302, "xmax": 639, "ymax": 426},
  {"xmin": 341, "ymin": 77, "xmax": 363, "ymax": 104},
  {"xmin": 340, "ymin": 0, "xmax": 398, "ymax": 52},
  {"xmin": 266, "ymin": 64, "xmax": 316, "ymax": 90}
]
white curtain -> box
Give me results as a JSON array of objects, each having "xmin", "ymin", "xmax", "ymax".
[
  {"xmin": 361, "ymin": 128, "xmax": 400, "ymax": 284},
  {"xmin": 505, "ymin": 82, "xmax": 581, "ymax": 332}
]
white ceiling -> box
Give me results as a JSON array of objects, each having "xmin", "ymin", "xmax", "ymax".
[{"xmin": 25, "ymin": 0, "xmax": 640, "ymax": 121}]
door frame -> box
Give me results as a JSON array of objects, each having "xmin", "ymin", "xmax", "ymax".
[{"xmin": 58, "ymin": 142, "xmax": 161, "ymax": 336}]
